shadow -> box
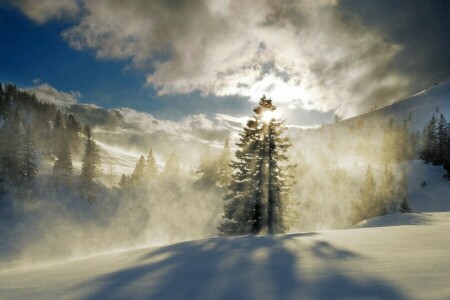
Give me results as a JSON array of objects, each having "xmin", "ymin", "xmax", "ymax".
[
  {"xmin": 73, "ymin": 232, "xmax": 406, "ymax": 300},
  {"xmin": 311, "ymin": 241, "xmax": 358, "ymax": 260},
  {"xmin": 355, "ymin": 213, "xmax": 432, "ymax": 229}
]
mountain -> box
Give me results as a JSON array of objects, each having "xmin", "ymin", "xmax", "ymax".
[{"xmin": 339, "ymin": 80, "xmax": 450, "ymax": 132}]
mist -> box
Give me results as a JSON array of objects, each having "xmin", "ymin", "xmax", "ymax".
[{"xmin": 2, "ymin": 79, "xmax": 449, "ymax": 271}]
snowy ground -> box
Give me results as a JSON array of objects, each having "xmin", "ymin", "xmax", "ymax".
[{"xmin": 1, "ymin": 212, "xmax": 449, "ymax": 300}]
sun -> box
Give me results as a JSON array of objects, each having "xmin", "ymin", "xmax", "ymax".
[{"xmin": 261, "ymin": 110, "xmax": 280, "ymax": 123}]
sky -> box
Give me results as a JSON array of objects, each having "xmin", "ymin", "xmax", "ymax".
[{"xmin": 0, "ymin": 0, "xmax": 449, "ymax": 126}]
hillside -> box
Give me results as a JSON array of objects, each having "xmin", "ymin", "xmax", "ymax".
[
  {"xmin": 339, "ymin": 80, "xmax": 450, "ymax": 132},
  {"xmin": 1, "ymin": 212, "xmax": 449, "ymax": 300}
]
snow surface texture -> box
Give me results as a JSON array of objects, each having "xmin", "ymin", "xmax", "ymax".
[{"xmin": 1, "ymin": 212, "xmax": 449, "ymax": 300}]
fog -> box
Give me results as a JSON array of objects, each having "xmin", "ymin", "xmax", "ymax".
[{"xmin": 1, "ymin": 106, "xmax": 419, "ymax": 270}]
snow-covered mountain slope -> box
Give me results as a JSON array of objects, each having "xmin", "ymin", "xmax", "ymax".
[
  {"xmin": 1, "ymin": 212, "xmax": 449, "ymax": 300},
  {"xmin": 405, "ymin": 161, "xmax": 450, "ymax": 212},
  {"xmin": 341, "ymin": 80, "xmax": 450, "ymax": 131}
]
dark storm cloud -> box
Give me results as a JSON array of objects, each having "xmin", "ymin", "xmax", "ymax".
[{"xmin": 340, "ymin": 0, "xmax": 450, "ymax": 94}]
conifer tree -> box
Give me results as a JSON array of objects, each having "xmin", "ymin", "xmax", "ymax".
[
  {"xmin": 119, "ymin": 173, "xmax": 130, "ymax": 190},
  {"xmin": 195, "ymin": 148, "xmax": 219, "ymax": 188},
  {"xmin": 0, "ymin": 109, "xmax": 22, "ymax": 188},
  {"xmin": 66, "ymin": 113, "xmax": 82, "ymax": 152},
  {"xmin": 380, "ymin": 164, "xmax": 396, "ymax": 213},
  {"xmin": 436, "ymin": 114, "xmax": 447, "ymax": 165},
  {"xmin": 217, "ymin": 139, "xmax": 232, "ymax": 188},
  {"xmin": 131, "ymin": 155, "xmax": 146, "ymax": 185},
  {"xmin": 219, "ymin": 96, "xmax": 292, "ymax": 235},
  {"xmin": 399, "ymin": 196, "xmax": 412, "ymax": 213},
  {"xmin": 352, "ymin": 164, "xmax": 385, "ymax": 223},
  {"xmin": 0, "ymin": 82, "xmax": 11, "ymax": 117},
  {"xmin": 80, "ymin": 126, "xmax": 100, "ymax": 203},
  {"xmin": 19, "ymin": 124, "xmax": 38, "ymax": 197},
  {"xmin": 53, "ymin": 131, "xmax": 73, "ymax": 188},
  {"xmin": 420, "ymin": 115, "xmax": 437, "ymax": 164},
  {"xmin": 397, "ymin": 169, "xmax": 410, "ymax": 213},
  {"xmin": 444, "ymin": 122, "xmax": 450, "ymax": 180},
  {"xmin": 145, "ymin": 149, "xmax": 158, "ymax": 179}
]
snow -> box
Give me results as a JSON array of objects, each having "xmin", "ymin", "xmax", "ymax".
[
  {"xmin": 1, "ymin": 212, "xmax": 450, "ymax": 300},
  {"xmin": 406, "ymin": 161, "xmax": 450, "ymax": 212},
  {"xmin": 341, "ymin": 79, "xmax": 450, "ymax": 132}
]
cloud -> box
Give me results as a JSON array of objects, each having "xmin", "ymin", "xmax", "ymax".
[
  {"xmin": 10, "ymin": 0, "xmax": 79, "ymax": 23},
  {"xmin": 67, "ymin": 104, "xmax": 231, "ymax": 146},
  {"xmin": 27, "ymin": 83, "xmax": 80, "ymax": 107},
  {"xmin": 57, "ymin": 0, "xmax": 412, "ymax": 117},
  {"xmin": 340, "ymin": 0, "xmax": 450, "ymax": 95},
  {"xmin": 215, "ymin": 114, "xmax": 249, "ymax": 131},
  {"xmin": 14, "ymin": 0, "xmax": 418, "ymax": 117}
]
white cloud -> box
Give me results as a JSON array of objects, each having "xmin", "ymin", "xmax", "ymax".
[
  {"xmin": 27, "ymin": 83, "xmax": 80, "ymax": 107},
  {"xmin": 82, "ymin": 106, "xmax": 231, "ymax": 145},
  {"xmin": 215, "ymin": 114, "xmax": 250, "ymax": 130},
  {"xmin": 15, "ymin": 0, "xmax": 411, "ymax": 117},
  {"xmin": 11, "ymin": 0, "xmax": 79, "ymax": 23}
]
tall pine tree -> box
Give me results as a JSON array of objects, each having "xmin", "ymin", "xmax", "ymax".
[
  {"xmin": 217, "ymin": 139, "xmax": 232, "ymax": 188},
  {"xmin": 131, "ymin": 155, "xmax": 146, "ymax": 185},
  {"xmin": 352, "ymin": 164, "xmax": 385, "ymax": 223},
  {"xmin": 219, "ymin": 96, "xmax": 292, "ymax": 235},
  {"xmin": 145, "ymin": 149, "xmax": 158, "ymax": 179},
  {"xmin": 80, "ymin": 126, "xmax": 100, "ymax": 203},
  {"xmin": 53, "ymin": 131, "xmax": 73, "ymax": 188},
  {"xmin": 18, "ymin": 124, "xmax": 38, "ymax": 198},
  {"xmin": 436, "ymin": 114, "xmax": 447, "ymax": 165},
  {"xmin": 420, "ymin": 115, "xmax": 437, "ymax": 164},
  {"xmin": 380, "ymin": 164, "xmax": 396, "ymax": 213}
]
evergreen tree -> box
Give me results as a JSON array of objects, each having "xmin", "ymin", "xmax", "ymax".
[
  {"xmin": 66, "ymin": 113, "xmax": 82, "ymax": 153},
  {"xmin": 410, "ymin": 130, "xmax": 421, "ymax": 159},
  {"xmin": 420, "ymin": 115, "xmax": 437, "ymax": 164},
  {"xmin": 217, "ymin": 139, "xmax": 232, "ymax": 188},
  {"xmin": 0, "ymin": 109, "xmax": 22, "ymax": 189},
  {"xmin": 195, "ymin": 148, "xmax": 219, "ymax": 188},
  {"xmin": 219, "ymin": 118, "xmax": 262, "ymax": 235},
  {"xmin": 18, "ymin": 124, "xmax": 38, "ymax": 197},
  {"xmin": 381, "ymin": 121, "xmax": 394, "ymax": 163},
  {"xmin": 119, "ymin": 173, "xmax": 130, "ymax": 190},
  {"xmin": 52, "ymin": 109, "xmax": 64, "ymax": 153},
  {"xmin": 400, "ymin": 121, "xmax": 414, "ymax": 161},
  {"xmin": 352, "ymin": 164, "xmax": 385, "ymax": 223},
  {"xmin": 0, "ymin": 82, "xmax": 11, "ymax": 117},
  {"xmin": 219, "ymin": 96, "xmax": 292, "ymax": 235},
  {"xmin": 397, "ymin": 169, "xmax": 410, "ymax": 213},
  {"xmin": 80, "ymin": 126, "xmax": 100, "ymax": 203},
  {"xmin": 53, "ymin": 131, "xmax": 73, "ymax": 188},
  {"xmin": 145, "ymin": 149, "xmax": 158, "ymax": 179},
  {"xmin": 436, "ymin": 114, "xmax": 447, "ymax": 165},
  {"xmin": 399, "ymin": 197, "xmax": 412, "ymax": 213},
  {"xmin": 380, "ymin": 164, "xmax": 396, "ymax": 213},
  {"xmin": 131, "ymin": 155, "xmax": 146, "ymax": 185},
  {"xmin": 444, "ymin": 122, "xmax": 450, "ymax": 180}
]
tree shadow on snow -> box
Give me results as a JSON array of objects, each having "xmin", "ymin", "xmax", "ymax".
[{"xmin": 74, "ymin": 232, "xmax": 406, "ymax": 300}]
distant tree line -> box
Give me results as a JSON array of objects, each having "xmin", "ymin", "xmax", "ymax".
[
  {"xmin": 352, "ymin": 163, "xmax": 410, "ymax": 224},
  {"xmin": 419, "ymin": 114, "xmax": 450, "ymax": 179},
  {"xmin": 0, "ymin": 82, "xmax": 100, "ymax": 202},
  {"xmin": 121, "ymin": 140, "xmax": 232, "ymax": 191}
]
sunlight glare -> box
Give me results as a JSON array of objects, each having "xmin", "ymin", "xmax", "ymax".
[{"xmin": 261, "ymin": 110, "xmax": 280, "ymax": 123}]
